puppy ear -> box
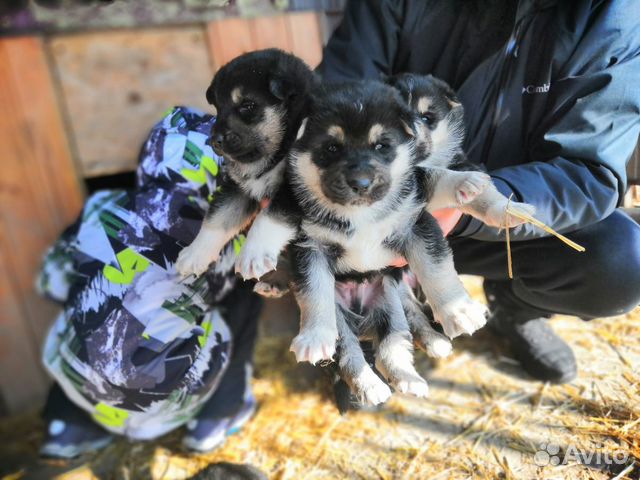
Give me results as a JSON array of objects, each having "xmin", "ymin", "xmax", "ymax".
[
  {"xmin": 443, "ymin": 84, "xmax": 462, "ymax": 109},
  {"xmin": 401, "ymin": 120, "xmax": 416, "ymax": 138},
  {"xmin": 380, "ymin": 72, "xmax": 394, "ymax": 85},
  {"xmin": 400, "ymin": 110, "xmax": 418, "ymax": 138},
  {"xmin": 269, "ymin": 75, "xmax": 291, "ymax": 101},
  {"xmin": 206, "ymin": 83, "xmax": 215, "ymax": 105},
  {"xmin": 446, "ymin": 94, "xmax": 462, "ymax": 109}
]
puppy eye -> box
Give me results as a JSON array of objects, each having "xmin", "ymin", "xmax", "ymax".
[
  {"xmin": 238, "ymin": 101, "xmax": 256, "ymax": 115},
  {"xmin": 374, "ymin": 143, "xmax": 389, "ymax": 151},
  {"xmin": 420, "ymin": 113, "xmax": 435, "ymax": 126}
]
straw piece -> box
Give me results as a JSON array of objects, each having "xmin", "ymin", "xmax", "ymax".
[
  {"xmin": 611, "ymin": 462, "xmax": 635, "ymax": 480},
  {"xmin": 505, "ymin": 195, "xmax": 513, "ymax": 279},
  {"xmin": 505, "ymin": 206, "xmax": 586, "ymax": 252}
]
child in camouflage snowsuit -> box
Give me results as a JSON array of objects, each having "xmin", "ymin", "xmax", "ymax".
[{"xmin": 37, "ymin": 107, "xmax": 261, "ymax": 456}]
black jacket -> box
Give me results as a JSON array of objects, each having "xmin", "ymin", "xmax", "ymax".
[{"xmin": 319, "ymin": 0, "xmax": 640, "ymax": 241}]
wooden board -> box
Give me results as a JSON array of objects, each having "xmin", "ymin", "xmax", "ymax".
[
  {"xmin": 50, "ymin": 27, "xmax": 215, "ymax": 177},
  {"xmin": 285, "ymin": 12, "xmax": 323, "ymax": 67},
  {"xmin": 0, "ymin": 36, "xmax": 84, "ymax": 414},
  {"xmin": 207, "ymin": 12, "xmax": 323, "ymax": 70},
  {"xmin": 206, "ymin": 17, "xmax": 254, "ymax": 68}
]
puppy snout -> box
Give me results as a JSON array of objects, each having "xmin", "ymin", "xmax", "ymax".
[
  {"xmin": 346, "ymin": 171, "xmax": 374, "ymax": 194},
  {"xmin": 223, "ymin": 131, "xmax": 241, "ymax": 150},
  {"xmin": 210, "ymin": 131, "xmax": 224, "ymax": 150}
]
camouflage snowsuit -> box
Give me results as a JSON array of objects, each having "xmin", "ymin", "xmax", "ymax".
[{"xmin": 38, "ymin": 107, "xmax": 246, "ymax": 440}]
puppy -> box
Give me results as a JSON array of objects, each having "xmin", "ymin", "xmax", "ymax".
[
  {"xmin": 387, "ymin": 73, "xmax": 535, "ymax": 227},
  {"xmin": 237, "ymin": 81, "xmax": 493, "ymax": 402},
  {"xmin": 176, "ymin": 49, "xmax": 315, "ymax": 277}
]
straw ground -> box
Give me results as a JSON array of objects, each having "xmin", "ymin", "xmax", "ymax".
[{"xmin": 1, "ymin": 277, "xmax": 638, "ymax": 479}]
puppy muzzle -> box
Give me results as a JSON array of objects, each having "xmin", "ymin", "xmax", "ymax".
[
  {"xmin": 210, "ymin": 130, "xmax": 262, "ymax": 163},
  {"xmin": 321, "ymin": 167, "xmax": 390, "ymax": 206}
]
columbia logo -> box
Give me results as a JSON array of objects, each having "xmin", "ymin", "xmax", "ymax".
[{"xmin": 522, "ymin": 83, "xmax": 550, "ymax": 94}]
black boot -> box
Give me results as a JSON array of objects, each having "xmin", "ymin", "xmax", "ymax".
[{"xmin": 484, "ymin": 280, "xmax": 577, "ymax": 384}]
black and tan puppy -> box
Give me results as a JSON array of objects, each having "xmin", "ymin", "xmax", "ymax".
[
  {"xmin": 387, "ymin": 73, "xmax": 535, "ymax": 227},
  {"xmin": 237, "ymin": 81, "xmax": 490, "ymax": 394},
  {"xmin": 176, "ymin": 49, "xmax": 315, "ymax": 277}
]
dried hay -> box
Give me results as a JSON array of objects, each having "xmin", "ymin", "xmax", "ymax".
[{"xmin": 1, "ymin": 277, "xmax": 638, "ymax": 480}]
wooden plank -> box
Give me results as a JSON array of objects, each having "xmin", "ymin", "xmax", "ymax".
[
  {"xmin": 0, "ymin": 36, "xmax": 83, "ymax": 412},
  {"xmin": 206, "ymin": 13, "xmax": 323, "ymax": 70},
  {"xmin": 50, "ymin": 27, "xmax": 214, "ymax": 177},
  {"xmin": 249, "ymin": 15, "xmax": 291, "ymax": 51},
  {"xmin": 207, "ymin": 17, "xmax": 254, "ymax": 69},
  {"xmin": 285, "ymin": 12, "xmax": 323, "ymax": 67},
  {"xmin": 0, "ymin": 233, "xmax": 50, "ymax": 415}
]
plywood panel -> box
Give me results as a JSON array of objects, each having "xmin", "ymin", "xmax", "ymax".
[
  {"xmin": 207, "ymin": 17, "xmax": 254, "ymax": 69},
  {"xmin": 0, "ymin": 36, "xmax": 83, "ymax": 412},
  {"xmin": 249, "ymin": 15, "xmax": 291, "ymax": 51},
  {"xmin": 207, "ymin": 13, "xmax": 323, "ymax": 71},
  {"xmin": 50, "ymin": 27, "xmax": 214, "ymax": 177},
  {"xmin": 286, "ymin": 12, "xmax": 323, "ymax": 67}
]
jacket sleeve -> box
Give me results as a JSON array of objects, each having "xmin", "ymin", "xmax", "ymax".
[
  {"xmin": 317, "ymin": 0, "xmax": 404, "ymax": 81},
  {"xmin": 459, "ymin": 10, "xmax": 640, "ymax": 242}
]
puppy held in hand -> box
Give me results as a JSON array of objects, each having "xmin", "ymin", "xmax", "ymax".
[
  {"xmin": 176, "ymin": 49, "xmax": 315, "ymax": 277},
  {"xmin": 387, "ymin": 73, "xmax": 536, "ymax": 228},
  {"xmin": 238, "ymin": 81, "xmax": 486, "ymax": 402}
]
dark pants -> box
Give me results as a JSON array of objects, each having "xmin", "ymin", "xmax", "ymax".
[
  {"xmin": 44, "ymin": 281, "xmax": 262, "ymax": 425},
  {"xmin": 449, "ymin": 209, "xmax": 640, "ymax": 321}
]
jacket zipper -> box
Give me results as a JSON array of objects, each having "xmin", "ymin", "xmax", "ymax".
[{"xmin": 480, "ymin": 15, "xmax": 529, "ymax": 165}]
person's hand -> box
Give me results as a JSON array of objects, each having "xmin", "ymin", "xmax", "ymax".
[{"xmin": 389, "ymin": 208, "xmax": 463, "ymax": 267}]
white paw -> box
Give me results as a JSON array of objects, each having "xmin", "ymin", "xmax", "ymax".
[
  {"xmin": 434, "ymin": 296, "xmax": 489, "ymax": 339},
  {"xmin": 456, "ymin": 172, "xmax": 491, "ymax": 205},
  {"xmin": 176, "ymin": 241, "xmax": 220, "ymax": 277},
  {"xmin": 423, "ymin": 335, "xmax": 453, "ymax": 358},
  {"xmin": 414, "ymin": 324, "xmax": 453, "ymax": 358},
  {"xmin": 356, "ymin": 369, "xmax": 392, "ymax": 406},
  {"xmin": 395, "ymin": 376, "xmax": 430, "ymax": 398},
  {"xmin": 485, "ymin": 200, "xmax": 536, "ymax": 228},
  {"xmin": 235, "ymin": 245, "xmax": 278, "ymax": 280},
  {"xmin": 253, "ymin": 281, "xmax": 289, "ymax": 298},
  {"xmin": 290, "ymin": 327, "xmax": 337, "ymax": 365}
]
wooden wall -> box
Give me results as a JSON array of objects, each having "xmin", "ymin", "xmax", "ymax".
[
  {"xmin": 53, "ymin": 12, "xmax": 323, "ymax": 178},
  {"xmin": 0, "ymin": 37, "xmax": 84, "ymax": 414},
  {"xmin": 0, "ymin": 12, "xmax": 323, "ymax": 415}
]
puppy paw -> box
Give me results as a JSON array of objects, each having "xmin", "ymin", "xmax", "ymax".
[
  {"xmin": 290, "ymin": 327, "xmax": 337, "ymax": 365},
  {"xmin": 394, "ymin": 375, "xmax": 430, "ymax": 398},
  {"xmin": 484, "ymin": 200, "xmax": 536, "ymax": 228},
  {"xmin": 354, "ymin": 369, "xmax": 392, "ymax": 406},
  {"xmin": 235, "ymin": 245, "xmax": 279, "ymax": 280},
  {"xmin": 176, "ymin": 243, "xmax": 219, "ymax": 277},
  {"xmin": 434, "ymin": 296, "xmax": 489, "ymax": 339},
  {"xmin": 253, "ymin": 281, "xmax": 289, "ymax": 298},
  {"xmin": 176, "ymin": 228, "xmax": 229, "ymax": 277},
  {"xmin": 418, "ymin": 331, "xmax": 453, "ymax": 358},
  {"xmin": 456, "ymin": 172, "xmax": 491, "ymax": 205}
]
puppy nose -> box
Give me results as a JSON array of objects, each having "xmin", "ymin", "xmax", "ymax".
[
  {"xmin": 211, "ymin": 131, "xmax": 224, "ymax": 149},
  {"xmin": 346, "ymin": 173, "xmax": 373, "ymax": 194},
  {"xmin": 224, "ymin": 132, "xmax": 241, "ymax": 150}
]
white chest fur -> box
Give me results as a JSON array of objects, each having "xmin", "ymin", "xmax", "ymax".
[
  {"xmin": 303, "ymin": 201, "xmax": 420, "ymax": 273},
  {"xmin": 228, "ymin": 160, "xmax": 285, "ymax": 200}
]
